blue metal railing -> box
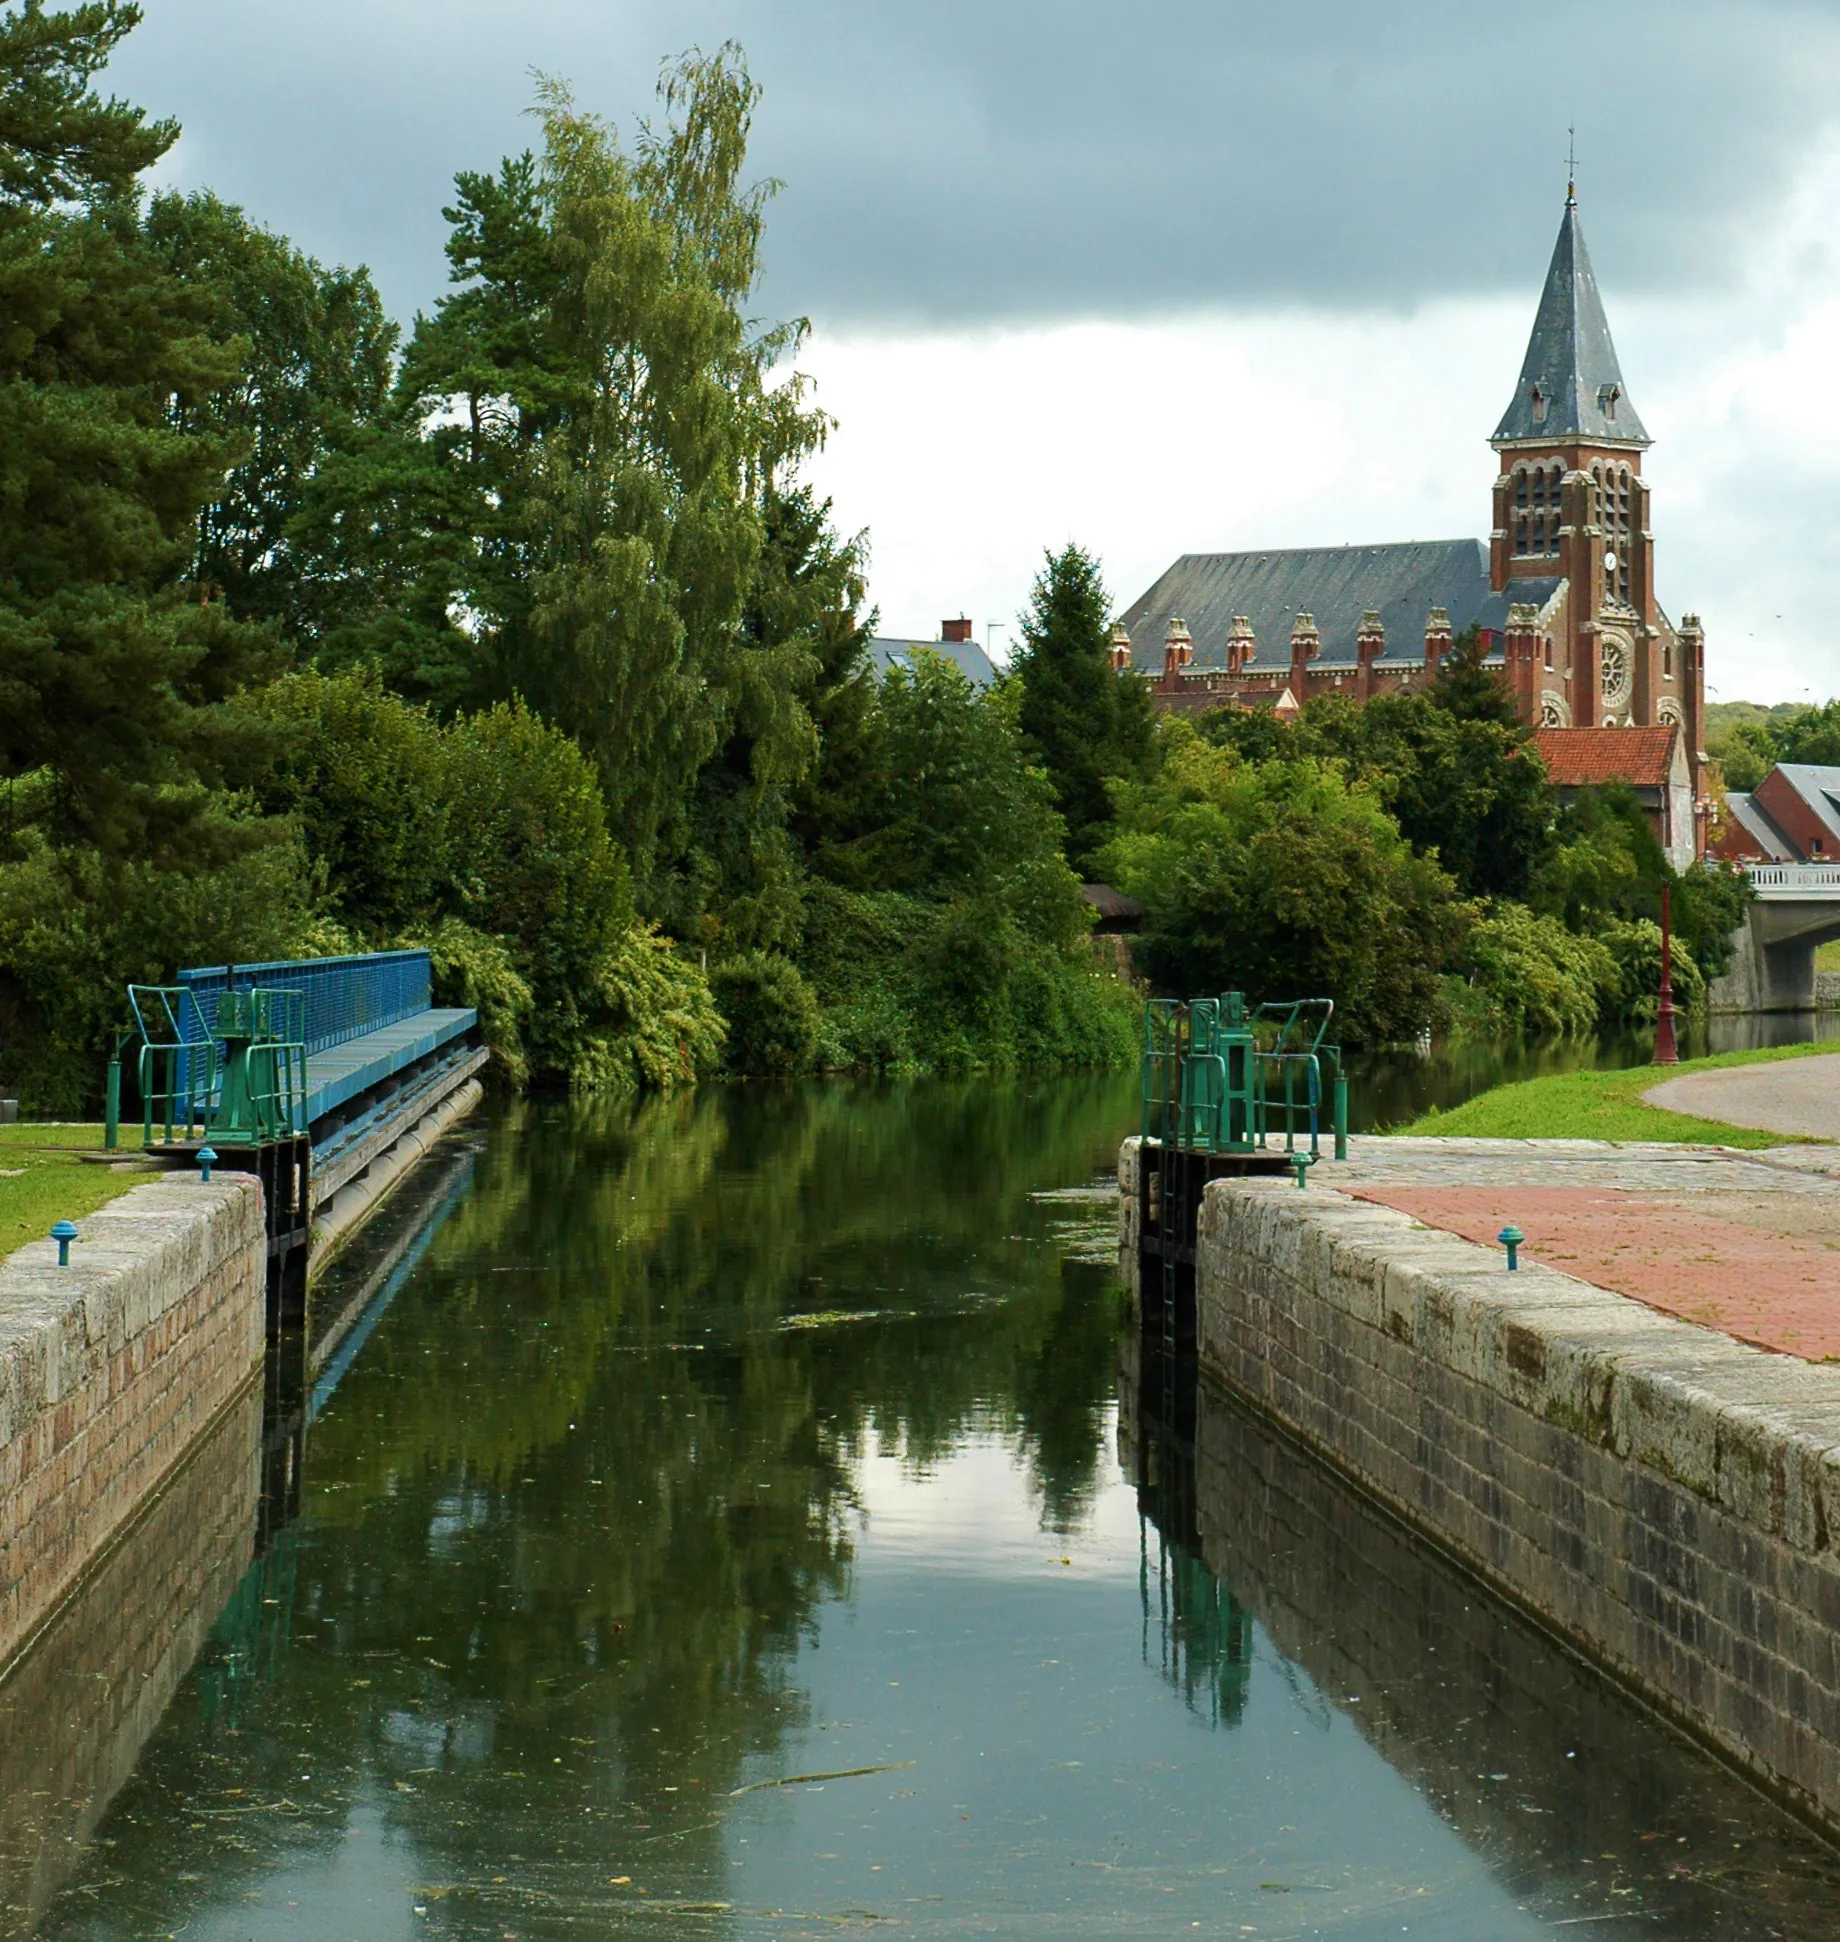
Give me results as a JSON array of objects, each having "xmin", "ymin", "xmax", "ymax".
[{"xmin": 176, "ymin": 950, "xmax": 431, "ymax": 1060}]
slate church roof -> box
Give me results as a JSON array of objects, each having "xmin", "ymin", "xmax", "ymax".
[
  {"xmin": 1492, "ymin": 193, "xmax": 1648, "ymax": 448},
  {"xmin": 1116, "ymin": 538, "xmax": 1558, "ymax": 672}
]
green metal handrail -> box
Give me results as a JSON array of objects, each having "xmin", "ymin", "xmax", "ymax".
[
  {"xmin": 128, "ymin": 982, "xmax": 308, "ymax": 1147},
  {"xmin": 1141, "ymin": 992, "xmax": 1347, "ymax": 1163}
]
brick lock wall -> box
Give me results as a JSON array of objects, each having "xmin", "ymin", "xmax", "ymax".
[
  {"xmin": 1186, "ymin": 1177, "xmax": 1840, "ymax": 1832},
  {"xmin": 0, "ymin": 1177, "xmax": 266, "ymax": 1675},
  {"xmin": 1178, "ymin": 1369, "xmax": 1838, "ymax": 1920},
  {"xmin": 0, "ymin": 1381, "xmax": 259, "ymax": 1930}
]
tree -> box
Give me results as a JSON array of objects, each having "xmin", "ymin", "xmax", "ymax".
[
  {"xmin": 514, "ymin": 57, "xmax": 828, "ymax": 892},
  {"xmin": 684, "ymin": 484, "xmax": 867, "ymax": 954},
  {"xmin": 1204, "ymin": 687, "xmax": 1555, "ymax": 900},
  {"xmin": 1430, "ymin": 624, "xmax": 1523, "ymax": 728},
  {"xmin": 0, "ymin": 0, "xmax": 271, "ymax": 858},
  {"xmin": 1014, "ymin": 543, "xmax": 1152, "ymax": 877},
  {"xmin": 143, "ymin": 189, "xmax": 398, "ymax": 638},
  {"xmin": 1099, "ymin": 722, "xmax": 1459, "ymax": 1042}
]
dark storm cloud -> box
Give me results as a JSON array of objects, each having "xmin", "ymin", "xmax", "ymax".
[{"xmin": 111, "ymin": 0, "xmax": 1835, "ymax": 325}]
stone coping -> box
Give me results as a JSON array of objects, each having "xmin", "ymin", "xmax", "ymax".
[{"xmin": 0, "ymin": 1176, "xmax": 263, "ymax": 1452}]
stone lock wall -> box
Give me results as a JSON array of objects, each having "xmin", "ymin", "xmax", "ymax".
[
  {"xmin": 1118, "ymin": 1138, "xmax": 1840, "ymax": 1834},
  {"xmin": 0, "ymin": 1176, "xmax": 266, "ymax": 1674}
]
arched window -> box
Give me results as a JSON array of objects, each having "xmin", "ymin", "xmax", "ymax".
[
  {"xmin": 1511, "ymin": 463, "xmax": 1562, "ymax": 558},
  {"xmin": 1591, "ymin": 463, "xmax": 1634, "ymax": 602}
]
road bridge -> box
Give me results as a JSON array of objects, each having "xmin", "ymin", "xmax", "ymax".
[{"xmin": 1709, "ymin": 864, "xmax": 1840, "ymax": 1012}]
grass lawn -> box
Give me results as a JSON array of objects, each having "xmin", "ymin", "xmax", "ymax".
[
  {"xmin": 0, "ymin": 1124, "xmax": 158, "ymax": 1260},
  {"xmin": 1400, "ymin": 1039, "xmax": 1840, "ymax": 1147}
]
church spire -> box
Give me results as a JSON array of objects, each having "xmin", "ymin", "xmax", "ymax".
[{"xmin": 1492, "ymin": 194, "xmax": 1648, "ymax": 449}]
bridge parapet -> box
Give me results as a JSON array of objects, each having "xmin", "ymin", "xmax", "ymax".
[
  {"xmin": 1745, "ymin": 863, "xmax": 1840, "ymax": 898},
  {"xmin": 177, "ymin": 950, "xmax": 431, "ymax": 1057}
]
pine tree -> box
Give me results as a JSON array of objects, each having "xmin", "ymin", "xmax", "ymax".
[
  {"xmin": 0, "ymin": 1, "xmax": 269, "ymax": 857},
  {"xmin": 1430, "ymin": 624, "xmax": 1524, "ymax": 731},
  {"xmin": 1015, "ymin": 543, "xmax": 1152, "ymax": 877}
]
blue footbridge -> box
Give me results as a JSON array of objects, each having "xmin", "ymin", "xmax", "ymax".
[{"xmin": 122, "ymin": 949, "xmax": 487, "ymax": 1270}]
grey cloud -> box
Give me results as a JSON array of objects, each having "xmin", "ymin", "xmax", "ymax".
[{"xmin": 109, "ymin": 0, "xmax": 1839, "ymax": 326}]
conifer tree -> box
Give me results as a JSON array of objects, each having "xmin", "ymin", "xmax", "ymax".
[
  {"xmin": 0, "ymin": 1, "xmax": 267, "ymax": 857},
  {"xmin": 1015, "ymin": 543, "xmax": 1153, "ymax": 878}
]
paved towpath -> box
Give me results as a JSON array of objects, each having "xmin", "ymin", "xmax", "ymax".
[
  {"xmin": 1644, "ymin": 1050, "xmax": 1840, "ymax": 1142},
  {"xmin": 1318, "ymin": 1136, "xmax": 1840, "ymax": 1360}
]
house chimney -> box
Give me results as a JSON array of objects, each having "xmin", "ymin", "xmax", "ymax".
[
  {"xmin": 1226, "ymin": 614, "xmax": 1256, "ymax": 676},
  {"xmin": 1424, "ymin": 605, "xmax": 1453, "ymax": 671},
  {"xmin": 1109, "ymin": 622, "xmax": 1133, "ymax": 673},
  {"xmin": 940, "ymin": 617, "xmax": 974, "ymax": 644},
  {"xmin": 1355, "ymin": 609, "xmax": 1385, "ymax": 700},
  {"xmin": 1162, "ymin": 616, "xmax": 1194, "ymax": 679}
]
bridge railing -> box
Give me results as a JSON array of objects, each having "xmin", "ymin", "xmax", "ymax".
[
  {"xmin": 175, "ymin": 950, "xmax": 432, "ymax": 1058},
  {"xmin": 1745, "ymin": 864, "xmax": 1840, "ymax": 893}
]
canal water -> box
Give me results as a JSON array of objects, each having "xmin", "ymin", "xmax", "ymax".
[{"xmin": 9, "ymin": 1072, "xmax": 1840, "ymax": 1938}]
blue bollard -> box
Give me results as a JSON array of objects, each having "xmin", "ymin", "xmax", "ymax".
[
  {"xmin": 50, "ymin": 1219, "xmax": 77, "ymax": 1267},
  {"xmin": 197, "ymin": 1146, "xmax": 218, "ymax": 1184},
  {"xmin": 1291, "ymin": 1154, "xmax": 1310, "ymax": 1190},
  {"xmin": 1498, "ymin": 1224, "xmax": 1524, "ymax": 1271}
]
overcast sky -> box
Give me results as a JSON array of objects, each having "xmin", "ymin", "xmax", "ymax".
[{"xmin": 113, "ymin": 0, "xmax": 1840, "ymax": 701}]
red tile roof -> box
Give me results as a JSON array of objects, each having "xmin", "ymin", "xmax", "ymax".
[{"xmin": 1533, "ymin": 725, "xmax": 1678, "ymax": 789}]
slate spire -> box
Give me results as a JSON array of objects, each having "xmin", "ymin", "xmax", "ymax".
[{"xmin": 1492, "ymin": 192, "xmax": 1648, "ymax": 448}]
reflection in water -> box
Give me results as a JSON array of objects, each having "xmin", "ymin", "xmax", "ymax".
[
  {"xmin": 16, "ymin": 1071, "xmax": 1840, "ymax": 1938},
  {"xmin": 1124, "ymin": 1345, "xmax": 1840, "ymax": 1939},
  {"xmin": 0, "ymin": 1387, "xmax": 262, "ymax": 1937}
]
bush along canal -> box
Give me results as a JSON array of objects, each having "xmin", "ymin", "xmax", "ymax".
[{"xmin": 4, "ymin": 1069, "xmax": 1840, "ymax": 1937}]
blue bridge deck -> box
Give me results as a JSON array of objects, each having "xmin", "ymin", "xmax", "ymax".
[{"xmin": 303, "ymin": 1007, "xmax": 477, "ymax": 1126}]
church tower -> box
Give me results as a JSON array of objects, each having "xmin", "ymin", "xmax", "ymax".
[{"xmin": 1488, "ymin": 188, "xmax": 1694, "ymax": 752}]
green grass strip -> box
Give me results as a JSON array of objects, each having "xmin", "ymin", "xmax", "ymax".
[
  {"xmin": 0, "ymin": 1123, "xmax": 157, "ymax": 1259},
  {"xmin": 1400, "ymin": 1039, "xmax": 1840, "ymax": 1147}
]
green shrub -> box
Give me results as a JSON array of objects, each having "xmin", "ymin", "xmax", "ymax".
[
  {"xmin": 798, "ymin": 880, "xmax": 1136, "ymax": 1076},
  {"xmin": 237, "ymin": 667, "xmax": 451, "ymax": 936},
  {"xmin": 572, "ymin": 923, "xmax": 727, "ymax": 1095},
  {"xmin": 1449, "ymin": 904, "xmax": 1617, "ymax": 1039},
  {"xmin": 1100, "ymin": 726, "xmax": 1459, "ymax": 1043},
  {"xmin": 0, "ymin": 822, "xmax": 314, "ymax": 1115},
  {"xmin": 402, "ymin": 915, "xmax": 534, "ymax": 1090},
  {"xmin": 1599, "ymin": 917, "xmax": 1707, "ymax": 1021},
  {"xmin": 711, "ymin": 952, "xmax": 819, "ymax": 1076}
]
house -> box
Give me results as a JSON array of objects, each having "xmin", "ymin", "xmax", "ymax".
[
  {"xmin": 866, "ymin": 617, "xmax": 997, "ymax": 689},
  {"xmin": 1111, "ymin": 185, "xmax": 1708, "ymax": 851},
  {"xmin": 1534, "ymin": 724, "xmax": 1696, "ymax": 871},
  {"xmin": 1712, "ymin": 766, "xmax": 1840, "ymax": 865}
]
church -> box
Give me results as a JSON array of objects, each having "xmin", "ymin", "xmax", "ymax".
[{"xmin": 1112, "ymin": 188, "xmax": 1708, "ymax": 860}]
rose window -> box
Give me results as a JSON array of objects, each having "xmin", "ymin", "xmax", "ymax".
[{"xmin": 1600, "ymin": 637, "xmax": 1631, "ymax": 708}]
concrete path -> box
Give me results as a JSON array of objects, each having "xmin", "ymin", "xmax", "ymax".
[
  {"xmin": 1645, "ymin": 1051, "xmax": 1840, "ymax": 1141},
  {"xmin": 1323, "ymin": 1136, "xmax": 1840, "ymax": 1360}
]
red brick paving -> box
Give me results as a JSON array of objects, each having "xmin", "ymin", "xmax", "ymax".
[{"xmin": 1350, "ymin": 1184, "xmax": 1840, "ymax": 1361}]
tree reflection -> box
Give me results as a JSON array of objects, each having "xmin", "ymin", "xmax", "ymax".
[{"xmin": 40, "ymin": 1074, "xmax": 1136, "ymax": 1938}]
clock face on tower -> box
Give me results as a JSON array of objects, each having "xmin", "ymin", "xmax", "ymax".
[{"xmin": 1600, "ymin": 636, "xmax": 1631, "ymax": 709}]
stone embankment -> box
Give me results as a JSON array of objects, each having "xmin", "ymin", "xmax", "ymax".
[
  {"xmin": 1122, "ymin": 1134, "xmax": 1840, "ymax": 1834},
  {"xmin": 0, "ymin": 1176, "xmax": 264, "ymax": 1675}
]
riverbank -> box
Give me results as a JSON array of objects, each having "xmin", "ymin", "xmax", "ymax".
[{"xmin": 1400, "ymin": 1039, "xmax": 1840, "ymax": 1145}]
